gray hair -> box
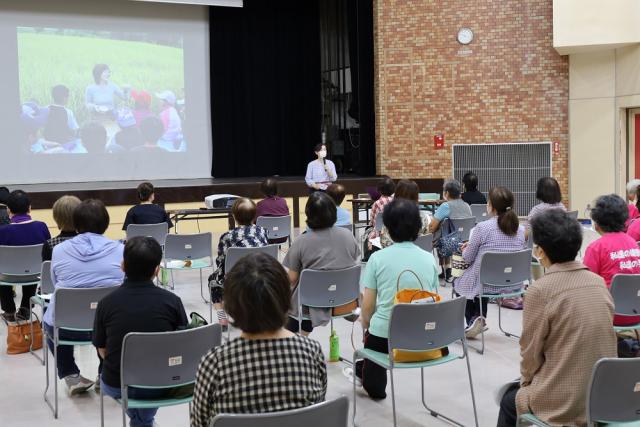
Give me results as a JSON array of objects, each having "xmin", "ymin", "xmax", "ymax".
[
  {"xmin": 443, "ymin": 179, "xmax": 462, "ymax": 199},
  {"xmin": 627, "ymin": 179, "xmax": 640, "ymax": 196}
]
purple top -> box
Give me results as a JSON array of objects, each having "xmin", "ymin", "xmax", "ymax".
[
  {"xmin": 0, "ymin": 214, "xmax": 51, "ymax": 246},
  {"xmin": 256, "ymin": 197, "xmax": 290, "ymax": 218}
]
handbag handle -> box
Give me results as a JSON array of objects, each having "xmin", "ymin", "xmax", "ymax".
[{"xmin": 396, "ymin": 269, "xmax": 439, "ymax": 296}]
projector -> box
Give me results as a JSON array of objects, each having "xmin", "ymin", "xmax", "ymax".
[{"xmin": 204, "ymin": 194, "xmax": 240, "ymax": 209}]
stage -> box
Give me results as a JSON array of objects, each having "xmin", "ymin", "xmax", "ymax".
[{"xmin": 17, "ymin": 176, "xmax": 444, "ymax": 228}]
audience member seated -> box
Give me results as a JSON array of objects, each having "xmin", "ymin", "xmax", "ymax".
[
  {"xmin": 584, "ymin": 194, "xmax": 640, "ymax": 327},
  {"xmin": 367, "ymin": 176, "xmax": 395, "ymax": 242},
  {"xmin": 44, "ymin": 199, "xmax": 124, "ymax": 396},
  {"xmin": 191, "ymin": 253, "xmax": 327, "ymax": 427},
  {"xmin": 209, "ymin": 198, "xmax": 268, "ymax": 328},
  {"xmin": 0, "ymin": 190, "xmax": 51, "ymax": 322},
  {"xmin": 461, "ymin": 171, "xmax": 487, "ymax": 205},
  {"xmin": 497, "ymin": 210, "xmax": 617, "ymax": 427},
  {"xmin": 42, "ymin": 195, "xmax": 81, "ymax": 262},
  {"xmin": 0, "ymin": 186, "xmax": 9, "ymax": 226},
  {"xmin": 284, "ymin": 192, "xmax": 359, "ymax": 335},
  {"xmin": 626, "ymin": 179, "xmax": 640, "ymax": 221},
  {"xmin": 326, "ymin": 183, "xmax": 351, "ymax": 227},
  {"xmin": 527, "ymin": 177, "xmax": 566, "ymax": 223},
  {"xmin": 345, "ymin": 198, "xmax": 439, "ymax": 399},
  {"xmin": 122, "ymin": 182, "xmax": 173, "ymax": 231},
  {"xmin": 453, "ymin": 187, "xmax": 525, "ymax": 338},
  {"xmin": 256, "ymin": 177, "xmax": 290, "ymax": 244},
  {"xmin": 94, "ymin": 237, "xmax": 188, "ymax": 427},
  {"xmin": 378, "ymin": 179, "xmax": 429, "ymax": 248},
  {"xmin": 43, "ymin": 85, "xmax": 80, "ymax": 149}
]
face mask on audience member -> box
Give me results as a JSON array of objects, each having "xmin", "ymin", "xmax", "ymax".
[{"xmin": 318, "ymin": 150, "xmax": 327, "ymax": 159}]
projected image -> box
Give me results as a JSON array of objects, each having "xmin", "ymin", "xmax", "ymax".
[{"xmin": 17, "ymin": 27, "xmax": 187, "ymax": 154}]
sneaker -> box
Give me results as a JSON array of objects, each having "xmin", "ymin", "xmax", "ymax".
[
  {"xmin": 465, "ymin": 317, "xmax": 484, "ymax": 339},
  {"xmin": 342, "ymin": 366, "xmax": 362, "ymax": 388},
  {"xmin": 94, "ymin": 375, "xmax": 101, "ymax": 393},
  {"xmin": 1, "ymin": 312, "xmax": 16, "ymax": 323},
  {"xmin": 64, "ymin": 374, "xmax": 95, "ymax": 396}
]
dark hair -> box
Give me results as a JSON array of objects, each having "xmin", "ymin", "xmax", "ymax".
[
  {"xmin": 313, "ymin": 143, "xmax": 325, "ymax": 153},
  {"xmin": 123, "ymin": 236, "xmax": 163, "ymax": 281},
  {"xmin": 224, "ymin": 253, "xmax": 291, "ymax": 334},
  {"xmin": 7, "ymin": 190, "xmax": 30, "ymax": 215},
  {"xmin": 462, "ymin": 171, "xmax": 479, "ymax": 192},
  {"xmin": 531, "ymin": 210, "xmax": 582, "ymax": 264},
  {"xmin": 92, "ymin": 64, "xmax": 109, "ymax": 84},
  {"xmin": 305, "ymin": 191, "xmax": 336, "ymax": 230},
  {"xmin": 535, "ymin": 177, "xmax": 562, "ymax": 204},
  {"xmin": 74, "ymin": 199, "xmax": 110, "ymax": 234},
  {"xmin": 139, "ymin": 117, "xmax": 164, "ymax": 144},
  {"xmin": 377, "ymin": 176, "xmax": 396, "ymax": 197},
  {"xmin": 51, "ymin": 85, "xmax": 69, "ymax": 105},
  {"xmin": 383, "ymin": 198, "xmax": 422, "ymax": 243},
  {"xmin": 489, "ymin": 186, "xmax": 519, "ymax": 236},
  {"xmin": 231, "ymin": 198, "xmax": 257, "ymax": 226},
  {"xmin": 137, "ymin": 182, "xmax": 154, "ymax": 202},
  {"xmin": 590, "ymin": 194, "xmax": 628, "ymax": 233},
  {"xmin": 261, "ymin": 177, "xmax": 278, "ymax": 198},
  {"xmin": 326, "ymin": 183, "xmax": 346, "ymax": 206},
  {"xmin": 635, "ymin": 186, "xmax": 640, "ymax": 212},
  {"xmin": 0, "ymin": 186, "xmax": 10, "ymax": 205},
  {"xmin": 80, "ymin": 122, "xmax": 107, "ymax": 153},
  {"xmin": 394, "ymin": 179, "xmax": 419, "ymax": 202},
  {"xmin": 443, "ymin": 179, "xmax": 462, "ymax": 199}
]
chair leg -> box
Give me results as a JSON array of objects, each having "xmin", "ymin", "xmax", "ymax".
[
  {"xmin": 199, "ymin": 269, "xmax": 210, "ymax": 304},
  {"xmin": 121, "ymin": 388, "xmax": 128, "ymax": 427},
  {"xmin": 43, "ymin": 332, "xmax": 53, "ymax": 416},
  {"xmin": 352, "ymin": 353, "xmax": 358, "ymax": 426},
  {"xmin": 420, "ymin": 368, "xmax": 465, "ymax": 427},
  {"xmin": 170, "ymin": 269, "xmax": 175, "ymax": 291},
  {"xmin": 100, "ymin": 384, "xmax": 105, "ymax": 427},
  {"xmin": 464, "ymin": 342, "xmax": 480, "ymax": 427},
  {"xmin": 389, "ymin": 369, "xmax": 397, "ymax": 427},
  {"xmin": 29, "ymin": 302, "xmax": 44, "ymax": 365},
  {"xmin": 497, "ymin": 299, "xmax": 520, "ymax": 339},
  {"xmin": 43, "ymin": 330, "xmax": 59, "ymax": 418}
]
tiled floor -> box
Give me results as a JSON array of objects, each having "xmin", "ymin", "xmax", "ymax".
[{"xmin": 0, "ymin": 233, "xmax": 523, "ymax": 427}]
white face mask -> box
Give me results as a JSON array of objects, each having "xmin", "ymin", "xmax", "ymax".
[{"xmin": 318, "ymin": 150, "xmax": 327, "ymax": 158}]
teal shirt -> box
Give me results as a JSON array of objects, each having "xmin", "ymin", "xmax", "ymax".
[{"xmin": 363, "ymin": 241, "xmax": 440, "ymax": 338}]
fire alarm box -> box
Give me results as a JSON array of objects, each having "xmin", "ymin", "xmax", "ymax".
[
  {"xmin": 434, "ymin": 133, "xmax": 445, "ymax": 149},
  {"xmin": 553, "ymin": 141, "xmax": 560, "ymax": 154}
]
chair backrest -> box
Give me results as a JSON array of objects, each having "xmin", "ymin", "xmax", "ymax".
[
  {"xmin": 567, "ymin": 210, "xmax": 579, "ymax": 220},
  {"xmin": 587, "ymin": 358, "xmax": 640, "ymax": 424},
  {"xmin": 374, "ymin": 212, "xmax": 384, "ymax": 231},
  {"xmin": 414, "ymin": 234, "xmax": 434, "ymax": 253},
  {"xmin": 479, "ymin": 250, "xmax": 532, "ymax": 288},
  {"xmin": 121, "ymin": 324, "xmax": 222, "ymax": 388},
  {"xmin": 419, "ymin": 192, "xmax": 440, "ymax": 200},
  {"xmin": 164, "ymin": 233, "xmax": 213, "ymax": 265},
  {"xmin": 54, "ymin": 287, "xmax": 119, "ymax": 329},
  {"xmin": 126, "ymin": 223, "xmax": 169, "ymax": 246},
  {"xmin": 210, "ymin": 396, "xmax": 349, "ymax": 427},
  {"xmin": 470, "ymin": 204, "xmax": 490, "ymax": 223},
  {"xmin": 357, "ymin": 193, "xmax": 371, "ymax": 200},
  {"xmin": 610, "ymin": 274, "xmax": 640, "ymax": 318},
  {"xmin": 388, "ymin": 297, "xmax": 466, "ymax": 353},
  {"xmin": 337, "ymin": 224, "xmax": 352, "ymax": 232},
  {"xmin": 256, "ymin": 215, "xmax": 292, "ymax": 240},
  {"xmin": 225, "ymin": 245, "xmax": 279, "ymax": 273},
  {"xmin": 298, "ymin": 265, "xmax": 361, "ymax": 309},
  {"xmin": 40, "ymin": 261, "xmax": 55, "ymax": 295},
  {"xmin": 0, "ymin": 244, "xmax": 44, "ymax": 282},
  {"xmin": 448, "ymin": 217, "xmax": 477, "ymax": 241}
]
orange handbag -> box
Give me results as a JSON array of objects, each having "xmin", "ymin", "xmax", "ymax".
[{"xmin": 7, "ymin": 319, "xmax": 43, "ymax": 355}]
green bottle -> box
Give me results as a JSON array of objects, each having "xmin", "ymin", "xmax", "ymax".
[
  {"xmin": 160, "ymin": 267, "xmax": 169, "ymax": 287},
  {"xmin": 329, "ymin": 329, "xmax": 340, "ymax": 362}
]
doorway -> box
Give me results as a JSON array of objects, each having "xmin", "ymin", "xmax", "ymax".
[{"xmin": 627, "ymin": 108, "xmax": 640, "ymax": 181}]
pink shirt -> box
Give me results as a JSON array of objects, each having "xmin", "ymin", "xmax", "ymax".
[
  {"xmin": 628, "ymin": 219, "xmax": 640, "ymax": 242},
  {"xmin": 584, "ymin": 232, "xmax": 640, "ymax": 326}
]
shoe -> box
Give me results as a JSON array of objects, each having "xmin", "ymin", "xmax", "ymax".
[
  {"xmin": 64, "ymin": 374, "xmax": 95, "ymax": 396},
  {"xmin": 94, "ymin": 375, "xmax": 101, "ymax": 393},
  {"xmin": 16, "ymin": 308, "xmax": 30, "ymax": 321},
  {"xmin": 1, "ymin": 312, "xmax": 16, "ymax": 323},
  {"xmin": 342, "ymin": 366, "xmax": 362, "ymax": 388},
  {"xmin": 465, "ymin": 317, "xmax": 484, "ymax": 339}
]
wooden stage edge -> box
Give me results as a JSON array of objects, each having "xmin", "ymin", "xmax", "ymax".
[{"xmin": 16, "ymin": 176, "xmax": 445, "ymax": 211}]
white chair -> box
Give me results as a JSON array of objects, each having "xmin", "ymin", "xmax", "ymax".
[
  {"xmin": 126, "ymin": 223, "xmax": 169, "ymax": 246},
  {"xmin": 414, "ymin": 234, "xmax": 434, "ymax": 253},
  {"xmin": 256, "ymin": 215, "xmax": 292, "ymax": 247},
  {"xmin": 163, "ymin": 233, "xmax": 213, "ymax": 303},
  {"xmin": 470, "ymin": 204, "xmax": 490, "ymax": 223},
  {"xmin": 610, "ymin": 274, "xmax": 640, "ymax": 331},
  {"xmin": 0, "ymin": 244, "xmax": 43, "ymax": 286}
]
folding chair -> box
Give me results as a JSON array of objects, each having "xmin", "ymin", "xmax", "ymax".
[
  {"xmin": 44, "ymin": 286, "xmax": 118, "ymax": 418},
  {"xmin": 163, "ymin": 233, "xmax": 213, "ymax": 303},
  {"xmin": 567, "ymin": 210, "xmax": 579, "ymax": 220},
  {"xmin": 610, "ymin": 274, "xmax": 640, "ymax": 331},
  {"xmin": 352, "ymin": 297, "xmax": 479, "ymax": 427},
  {"xmin": 337, "ymin": 224, "xmax": 353, "ymax": 233},
  {"xmin": 126, "ymin": 223, "xmax": 169, "ymax": 246},
  {"xmin": 0, "ymin": 243, "xmax": 43, "ymax": 288},
  {"xmin": 475, "ymin": 250, "xmax": 532, "ymax": 354},
  {"xmin": 209, "ymin": 245, "xmax": 279, "ymax": 323},
  {"xmin": 256, "ymin": 215, "xmax": 292, "ymax": 247},
  {"xmin": 210, "ymin": 396, "xmax": 349, "ymax": 427},
  {"xmin": 470, "ymin": 204, "xmax": 490, "ymax": 223},
  {"xmin": 374, "ymin": 212, "xmax": 384, "ymax": 232},
  {"xmin": 100, "ymin": 324, "xmax": 222, "ymax": 427},
  {"xmin": 30, "ymin": 261, "xmax": 54, "ymax": 365},
  {"xmin": 449, "ymin": 217, "xmax": 477, "ymax": 241},
  {"xmin": 414, "ymin": 234, "xmax": 434, "ymax": 253}
]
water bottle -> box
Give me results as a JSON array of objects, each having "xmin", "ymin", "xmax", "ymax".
[
  {"xmin": 160, "ymin": 267, "xmax": 169, "ymax": 287},
  {"xmin": 329, "ymin": 329, "xmax": 340, "ymax": 362}
]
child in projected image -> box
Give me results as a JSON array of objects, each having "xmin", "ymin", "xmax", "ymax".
[
  {"xmin": 131, "ymin": 90, "xmax": 153, "ymax": 127},
  {"xmin": 132, "ymin": 117, "xmax": 169, "ymax": 152},
  {"xmin": 80, "ymin": 122, "xmax": 108, "ymax": 154},
  {"xmin": 39, "ymin": 85, "xmax": 84, "ymax": 153},
  {"xmin": 106, "ymin": 108, "xmax": 143, "ymax": 153},
  {"xmin": 155, "ymin": 91, "xmax": 185, "ymax": 152}
]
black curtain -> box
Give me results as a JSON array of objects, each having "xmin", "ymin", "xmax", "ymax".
[{"xmin": 209, "ymin": 1, "xmax": 321, "ymax": 178}]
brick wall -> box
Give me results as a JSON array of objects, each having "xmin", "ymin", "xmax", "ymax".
[{"xmin": 373, "ymin": 0, "xmax": 569, "ymax": 202}]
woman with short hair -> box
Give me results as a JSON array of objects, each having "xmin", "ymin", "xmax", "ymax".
[
  {"xmin": 461, "ymin": 171, "xmax": 487, "ymax": 205},
  {"xmin": 527, "ymin": 177, "xmax": 566, "ymax": 222},
  {"xmin": 304, "ymin": 143, "xmax": 337, "ymax": 191},
  {"xmin": 42, "ymin": 195, "xmax": 81, "ymax": 261},
  {"xmin": 190, "ymin": 253, "xmax": 327, "ymax": 427},
  {"xmin": 497, "ymin": 210, "xmax": 617, "ymax": 427},
  {"xmin": 378, "ymin": 179, "xmax": 429, "ymax": 248},
  {"xmin": 122, "ymin": 182, "xmax": 173, "ymax": 231},
  {"xmin": 256, "ymin": 177, "xmax": 290, "ymax": 218}
]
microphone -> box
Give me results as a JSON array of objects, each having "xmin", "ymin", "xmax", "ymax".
[{"xmin": 323, "ymin": 157, "xmax": 326, "ymax": 165}]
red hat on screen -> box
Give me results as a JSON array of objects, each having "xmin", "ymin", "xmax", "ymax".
[{"xmin": 131, "ymin": 90, "xmax": 152, "ymax": 108}]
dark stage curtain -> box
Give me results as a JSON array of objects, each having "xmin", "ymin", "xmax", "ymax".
[{"xmin": 209, "ymin": 1, "xmax": 321, "ymax": 178}]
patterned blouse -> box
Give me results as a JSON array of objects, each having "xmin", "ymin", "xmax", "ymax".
[
  {"xmin": 368, "ymin": 195, "xmax": 393, "ymax": 240},
  {"xmin": 211, "ymin": 225, "xmax": 269, "ymax": 285},
  {"xmin": 453, "ymin": 217, "xmax": 526, "ymax": 298},
  {"xmin": 527, "ymin": 202, "xmax": 566, "ymax": 222},
  {"xmin": 190, "ymin": 335, "xmax": 327, "ymax": 427}
]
